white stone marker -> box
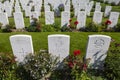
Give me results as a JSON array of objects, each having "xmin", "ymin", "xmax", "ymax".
[
  {"xmin": 4, "ymin": 6, "xmax": 12, "ymax": 17},
  {"xmin": 95, "ymin": 5, "xmax": 101, "ymax": 12},
  {"xmin": 48, "ymin": 34, "xmax": 70, "ymax": 62},
  {"xmin": 15, "ymin": 6, "xmax": 21, "ymax": 12},
  {"xmin": 45, "ymin": 11, "xmax": 54, "ymax": 24},
  {"xmin": 14, "ymin": 12, "xmax": 25, "ymax": 29},
  {"xmin": 61, "ymin": 11, "xmax": 70, "ymax": 27},
  {"xmin": 85, "ymin": 35, "xmax": 111, "ymax": 69},
  {"xmin": 104, "ymin": 6, "xmax": 112, "ymax": 17},
  {"xmin": 77, "ymin": 11, "xmax": 86, "ymax": 29},
  {"xmin": 0, "ymin": 13, "xmax": 9, "ymax": 29},
  {"xmin": 25, "ymin": 6, "xmax": 31, "ymax": 17},
  {"xmin": 93, "ymin": 11, "xmax": 103, "ymax": 24},
  {"xmin": 85, "ymin": 1, "xmax": 94, "ymax": 16},
  {"xmin": 30, "ymin": 11, "xmax": 39, "ymax": 23},
  {"xmin": 10, "ymin": 35, "xmax": 34, "ymax": 63},
  {"xmin": 108, "ymin": 12, "xmax": 119, "ymax": 28}
]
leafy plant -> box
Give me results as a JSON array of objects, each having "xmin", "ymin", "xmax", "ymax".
[
  {"xmin": 42, "ymin": 23, "xmax": 60, "ymax": 32},
  {"xmin": 104, "ymin": 39, "xmax": 120, "ymax": 80},
  {"xmin": 17, "ymin": 50, "xmax": 59, "ymax": 80},
  {"xmin": 26, "ymin": 18, "xmax": 41, "ymax": 32},
  {"xmin": 61, "ymin": 25, "xmax": 72, "ymax": 32},
  {"xmin": 50, "ymin": 50, "xmax": 91, "ymax": 80},
  {"xmin": 0, "ymin": 53, "xmax": 18, "ymax": 80},
  {"xmin": 2, "ymin": 24, "xmax": 12, "ymax": 32},
  {"xmin": 114, "ymin": 23, "xmax": 120, "ymax": 32},
  {"xmin": 0, "ymin": 22, "xmax": 2, "ymax": 29},
  {"xmin": 68, "ymin": 19, "xmax": 79, "ymax": 29},
  {"xmin": 61, "ymin": 19, "xmax": 79, "ymax": 32},
  {"xmin": 85, "ymin": 22, "xmax": 102, "ymax": 32}
]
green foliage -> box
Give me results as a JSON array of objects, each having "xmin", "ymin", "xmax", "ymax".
[
  {"xmin": 42, "ymin": 23, "xmax": 60, "ymax": 32},
  {"xmin": 104, "ymin": 40, "xmax": 120, "ymax": 80},
  {"xmin": 0, "ymin": 23, "xmax": 2, "ymax": 29},
  {"xmin": 26, "ymin": 18, "xmax": 41, "ymax": 32},
  {"xmin": 2, "ymin": 24, "xmax": 12, "ymax": 32},
  {"xmin": 114, "ymin": 23, "xmax": 120, "ymax": 32},
  {"xmin": 0, "ymin": 53, "xmax": 18, "ymax": 80},
  {"xmin": 17, "ymin": 51, "xmax": 59, "ymax": 80},
  {"xmin": 50, "ymin": 50, "xmax": 91, "ymax": 80},
  {"xmin": 85, "ymin": 22, "xmax": 103, "ymax": 32},
  {"xmin": 61, "ymin": 25, "xmax": 72, "ymax": 32},
  {"xmin": 111, "ymin": 2, "xmax": 116, "ymax": 6}
]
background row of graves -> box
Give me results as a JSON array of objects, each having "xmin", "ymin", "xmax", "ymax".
[
  {"xmin": 0, "ymin": 32, "xmax": 120, "ymax": 79},
  {"xmin": 0, "ymin": 0, "xmax": 120, "ymax": 32}
]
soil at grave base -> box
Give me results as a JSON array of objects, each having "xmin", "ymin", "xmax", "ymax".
[{"xmin": 11, "ymin": 29, "xmax": 27, "ymax": 32}]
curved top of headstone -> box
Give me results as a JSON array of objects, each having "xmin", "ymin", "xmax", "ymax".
[
  {"xmin": 10, "ymin": 34, "xmax": 32, "ymax": 38},
  {"xmin": 88, "ymin": 35, "xmax": 111, "ymax": 39},
  {"xmin": 48, "ymin": 34, "xmax": 70, "ymax": 38}
]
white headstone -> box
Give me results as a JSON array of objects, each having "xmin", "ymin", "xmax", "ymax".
[
  {"xmin": 74, "ymin": 5, "xmax": 80, "ymax": 17},
  {"xmin": 86, "ymin": 35, "xmax": 111, "ymax": 69},
  {"xmin": 0, "ymin": 13, "xmax": 9, "ymax": 29},
  {"xmin": 64, "ymin": 5, "xmax": 70, "ymax": 12},
  {"xmin": 30, "ymin": 11, "xmax": 39, "ymax": 23},
  {"xmin": 61, "ymin": 11, "xmax": 70, "ymax": 27},
  {"xmin": 93, "ymin": 11, "xmax": 103, "ymax": 24},
  {"xmin": 4, "ymin": 6, "xmax": 12, "ymax": 17},
  {"xmin": 34, "ymin": 4, "xmax": 41, "ymax": 16},
  {"xmin": 77, "ymin": 11, "xmax": 86, "ymax": 29},
  {"xmin": 10, "ymin": 35, "xmax": 34, "ymax": 63},
  {"xmin": 104, "ymin": 6, "xmax": 112, "ymax": 17},
  {"xmin": 108, "ymin": 12, "xmax": 119, "ymax": 28},
  {"xmin": 44, "ymin": 4, "xmax": 50, "ymax": 12},
  {"xmin": 85, "ymin": 1, "xmax": 94, "ymax": 16},
  {"xmin": 14, "ymin": 12, "xmax": 25, "ymax": 29},
  {"xmin": 48, "ymin": 34, "xmax": 70, "ymax": 62},
  {"xmin": 25, "ymin": 6, "xmax": 31, "ymax": 17},
  {"xmin": 45, "ymin": 11, "xmax": 54, "ymax": 24},
  {"xmin": 15, "ymin": 6, "xmax": 21, "ymax": 12},
  {"xmin": 95, "ymin": 5, "xmax": 101, "ymax": 12}
]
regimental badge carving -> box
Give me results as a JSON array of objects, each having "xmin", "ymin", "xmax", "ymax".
[{"xmin": 94, "ymin": 39, "xmax": 105, "ymax": 48}]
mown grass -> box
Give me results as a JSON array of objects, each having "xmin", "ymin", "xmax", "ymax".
[
  {"xmin": 1, "ymin": 1, "xmax": 120, "ymax": 55},
  {"xmin": 0, "ymin": 32, "xmax": 120, "ymax": 56}
]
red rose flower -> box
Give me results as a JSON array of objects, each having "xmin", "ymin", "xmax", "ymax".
[
  {"xmin": 74, "ymin": 21, "xmax": 79, "ymax": 25},
  {"xmin": 69, "ymin": 19, "xmax": 72, "ymax": 22},
  {"xmin": 68, "ymin": 61, "xmax": 74, "ymax": 68},
  {"xmin": 73, "ymin": 50, "xmax": 81, "ymax": 56},
  {"xmin": 105, "ymin": 20, "xmax": 112, "ymax": 25}
]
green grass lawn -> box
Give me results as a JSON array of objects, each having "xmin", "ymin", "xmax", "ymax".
[
  {"xmin": 0, "ymin": 32, "xmax": 120, "ymax": 56},
  {"xmin": 1, "ymin": 1, "xmax": 120, "ymax": 56}
]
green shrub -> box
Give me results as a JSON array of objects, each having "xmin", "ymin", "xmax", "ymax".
[
  {"xmin": 17, "ymin": 51, "xmax": 59, "ymax": 80},
  {"xmin": 61, "ymin": 25, "xmax": 72, "ymax": 32},
  {"xmin": 2, "ymin": 24, "xmax": 12, "ymax": 32},
  {"xmin": 104, "ymin": 1, "xmax": 109, "ymax": 4},
  {"xmin": 104, "ymin": 40, "xmax": 120, "ymax": 80},
  {"xmin": 114, "ymin": 23, "xmax": 120, "ymax": 32},
  {"xmin": 85, "ymin": 22, "xmax": 102, "ymax": 32},
  {"xmin": 0, "ymin": 23, "xmax": 2, "ymax": 29},
  {"xmin": 111, "ymin": 2, "xmax": 116, "ymax": 6},
  {"xmin": 26, "ymin": 18, "xmax": 41, "ymax": 32},
  {"xmin": 0, "ymin": 53, "xmax": 18, "ymax": 80},
  {"xmin": 50, "ymin": 50, "xmax": 91, "ymax": 80}
]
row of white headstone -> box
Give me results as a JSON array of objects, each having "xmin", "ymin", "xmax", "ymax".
[
  {"xmin": 10, "ymin": 34, "xmax": 111, "ymax": 69},
  {"xmin": 0, "ymin": 10, "xmax": 119, "ymax": 30},
  {"xmin": 104, "ymin": 0, "xmax": 120, "ymax": 5},
  {"xmin": 0, "ymin": 0, "xmax": 119, "ymax": 18}
]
